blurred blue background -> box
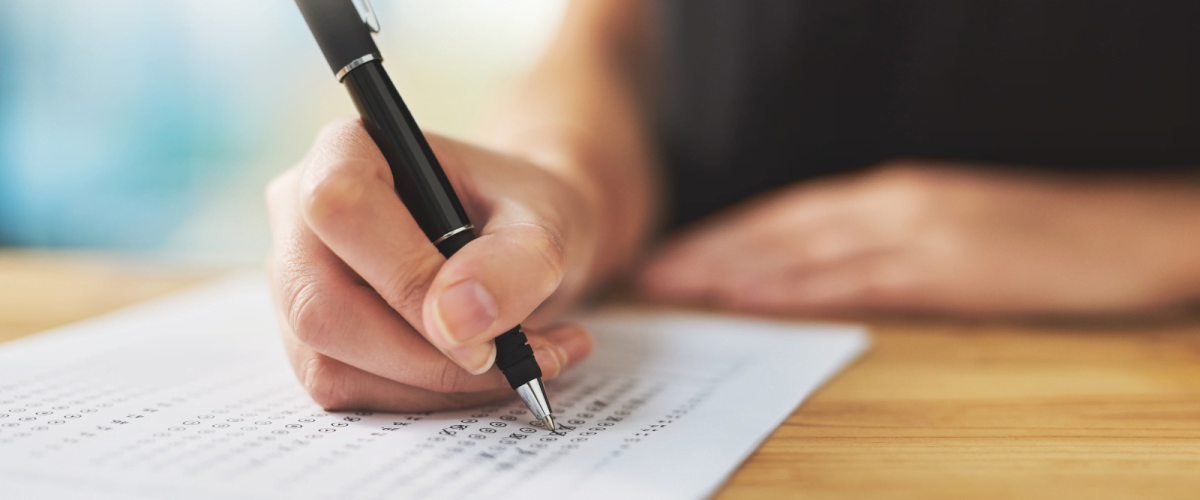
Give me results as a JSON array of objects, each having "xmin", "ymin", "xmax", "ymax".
[{"xmin": 0, "ymin": 0, "xmax": 564, "ymax": 264}]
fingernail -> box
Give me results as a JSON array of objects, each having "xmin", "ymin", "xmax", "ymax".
[
  {"xmin": 448, "ymin": 342, "xmax": 496, "ymax": 375},
  {"xmin": 532, "ymin": 345, "xmax": 563, "ymax": 379},
  {"xmin": 543, "ymin": 326, "xmax": 594, "ymax": 367},
  {"xmin": 436, "ymin": 280, "xmax": 498, "ymax": 345}
]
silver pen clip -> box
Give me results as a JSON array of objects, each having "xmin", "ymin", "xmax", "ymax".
[{"xmin": 358, "ymin": 0, "xmax": 381, "ymax": 33}]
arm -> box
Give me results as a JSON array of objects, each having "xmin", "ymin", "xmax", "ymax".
[{"xmin": 481, "ymin": 0, "xmax": 660, "ymax": 307}]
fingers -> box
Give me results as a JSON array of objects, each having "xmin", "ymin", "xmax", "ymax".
[
  {"xmin": 270, "ymin": 165, "xmax": 586, "ymax": 393},
  {"xmin": 634, "ymin": 183, "xmax": 915, "ymax": 313},
  {"xmin": 280, "ymin": 329, "xmax": 510, "ymax": 413},
  {"xmin": 641, "ymin": 243, "xmax": 918, "ymax": 316},
  {"xmin": 295, "ymin": 120, "xmax": 575, "ymax": 371},
  {"xmin": 720, "ymin": 252, "xmax": 924, "ymax": 315},
  {"xmin": 278, "ymin": 321, "xmax": 591, "ymax": 412},
  {"xmin": 296, "ymin": 119, "xmax": 483, "ymax": 367},
  {"xmin": 638, "ymin": 215, "xmax": 874, "ymax": 305},
  {"xmin": 270, "ymin": 165, "xmax": 501, "ymax": 389}
]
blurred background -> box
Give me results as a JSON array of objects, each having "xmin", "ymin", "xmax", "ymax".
[{"xmin": 0, "ymin": 0, "xmax": 567, "ymax": 266}]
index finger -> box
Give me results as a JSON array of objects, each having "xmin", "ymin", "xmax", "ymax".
[{"xmin": 296, "ymin": 118, "xmax": 496, "ymax": 373}]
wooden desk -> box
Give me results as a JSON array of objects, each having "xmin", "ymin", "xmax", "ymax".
[{"xmin": 3, "ymin": 252, "xmax": 1199, "ymax": 499}]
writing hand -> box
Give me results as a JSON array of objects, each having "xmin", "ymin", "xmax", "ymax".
[{"xmin": 266, "ymin": 119, "xmax": 595, "ymax": 411}]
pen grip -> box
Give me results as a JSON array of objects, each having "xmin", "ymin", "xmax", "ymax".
[
  {"xmin": 436, "ymin": 231, "xmax": 543, "ymax": 390},
  {"xmin": 493, "ymin": 327, "xmax": 542, "ymax": 390}
]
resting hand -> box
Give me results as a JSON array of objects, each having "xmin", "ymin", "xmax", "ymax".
[
  {"xmin": 266, "ymin": 119, "xmax": 595, "ymax": 412},
  {"xmin": 638, "ymin": 162, "xmax": 1200, "ymax": 317}
]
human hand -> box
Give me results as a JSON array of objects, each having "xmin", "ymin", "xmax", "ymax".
[
  {"xmin": 638, "ymin": 162, "xmax": 1200, "ymax": 317},
  {"xmin": 266, "ymin": 119, "xmax": 595, "ymax": 412}
]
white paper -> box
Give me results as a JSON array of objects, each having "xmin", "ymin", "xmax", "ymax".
[{"xmin": 0, "ymin": 275, "xmax": 867, "ymax": 500}]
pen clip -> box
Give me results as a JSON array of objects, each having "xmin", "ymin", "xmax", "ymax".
[{"xmin": 358, "ymin": 0, "xmax": 381, "ymax": 34}]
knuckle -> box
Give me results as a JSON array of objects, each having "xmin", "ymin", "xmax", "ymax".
[
  {"xmin": 877, "ymin": 177, "xmax": 938, "ymax": 228},
  {"xmin": 806, "ymin": 232, "xmax": 860, "ymax": 261},
  {"xmin": 284, "ymin": 277, "xmax": 335, "ymax": 353},
  {"xmin": 431, "ymin": 359, "xmax": 471, "ymax": 393},
  {"xmin": 856, "ymin": 260, "xmax": 924, "ymax": 305},
  {"xmin": 300, "ymin": 354, "xmax": 355, "ymax": 410},
  {"xmin": 301, "ymin": 165, "xmax": 368, "ymax": 223},
  {"xmin": 314, "ymin": 118, "xmax": 374, "ymax": 156},
  {"xmin": 317, "ymin": 116, "xmax": 359, "ymax": 137},
  {"xmin": 378, "ymin": 257, "xmax": 441, "ymax": 316},
  {"xmin": 512, "ymin": 223, "xmax": 567, "ymax": 282}
]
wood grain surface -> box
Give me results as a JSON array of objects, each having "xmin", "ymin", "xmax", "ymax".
[
  {"xmin": 0, "ymin": 250, "xmax": 214, "ymax": 343},
  {"xmin": 713, "ymin": 319, "xmax": 1200, "ymax": 499},
  {"xmin": 3, "ymin": 251, "xmax": 1199, "ymax": 499}
]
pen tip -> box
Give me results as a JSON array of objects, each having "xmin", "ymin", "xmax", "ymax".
[{"xmin": 542, "ymin": 415, "xmax": 556, "ymax": 431}]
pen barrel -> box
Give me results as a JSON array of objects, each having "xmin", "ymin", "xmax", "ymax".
[{"xmin": 343, "ymin": 60, "xmax": 472, "ymax": 242}]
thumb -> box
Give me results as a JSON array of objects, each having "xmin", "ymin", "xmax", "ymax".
[{"xmin": 421, "ymin": 219, "xmax": 567, "ymax": 350}]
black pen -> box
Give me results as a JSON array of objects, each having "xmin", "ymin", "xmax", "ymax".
[{"xmin": 294, "ymin": 0, "xmax": 556, "ymax": 430}]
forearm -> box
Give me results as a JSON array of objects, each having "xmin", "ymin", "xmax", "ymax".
[{"xmin": 481, "ymin": 0, "xmax": 659, "ymax": 294}]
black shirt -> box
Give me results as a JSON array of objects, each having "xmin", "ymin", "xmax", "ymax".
[{"xmin": 656, "ymin": 0, "xmax": 1200, "ymax": 227}]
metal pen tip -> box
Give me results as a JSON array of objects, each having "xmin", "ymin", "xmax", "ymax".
[{"xmin": 515, "ymin": 378, "xmax": 554, "ymax": 429}]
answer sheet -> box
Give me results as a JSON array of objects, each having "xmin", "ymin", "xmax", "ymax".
[{"xmin": 0, "ymin": 275, "xmax": 867, "ymax": 500}]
